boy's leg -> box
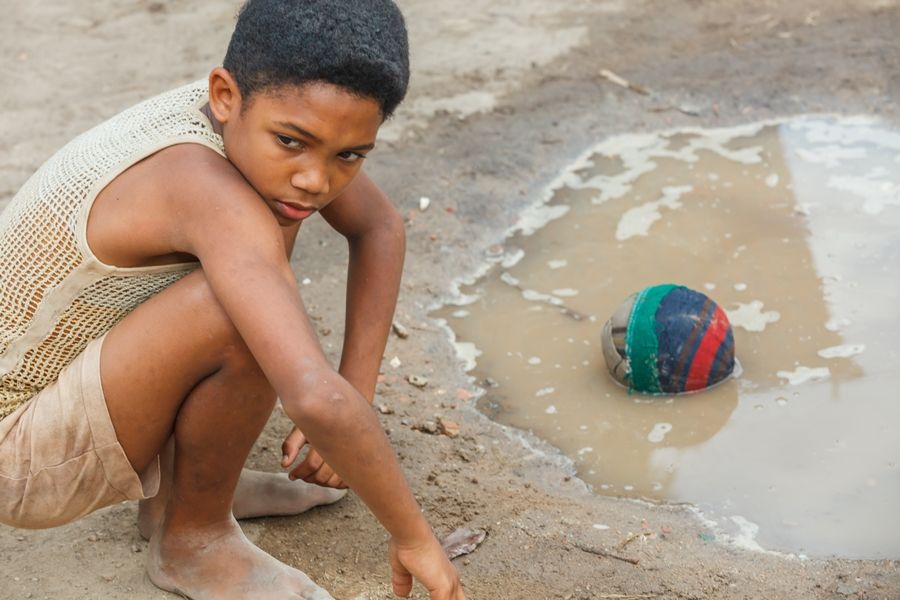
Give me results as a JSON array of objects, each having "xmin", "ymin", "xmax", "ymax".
[
  {"xmin": 101, "ymin": 270, "xmax": 333, "ymax": 600},
  {"xmin": 136, "ymin": 439, "xmax": 344, "ymax": 540}
]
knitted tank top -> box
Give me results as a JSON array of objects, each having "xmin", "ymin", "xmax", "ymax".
[{"xmin": 0, "ymin": 80, "xmax": 225, "ymax": 419}]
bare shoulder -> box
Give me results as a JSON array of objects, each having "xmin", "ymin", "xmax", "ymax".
[{"xmin": 89, "ymin": 143, "xmax": 282, "ymax": 268}]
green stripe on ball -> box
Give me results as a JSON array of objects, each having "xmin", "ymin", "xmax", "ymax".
[{"xmin": 625, "ymin": 283, "xmax": 678, "ymax": 394}]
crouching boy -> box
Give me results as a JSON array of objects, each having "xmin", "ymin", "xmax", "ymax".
[{"xmin": 0, "ymin": 0, "xmax": 465, "ymax": 598}]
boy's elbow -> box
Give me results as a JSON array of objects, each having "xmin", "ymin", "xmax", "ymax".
[
  {"xmin": 367, "ymin": 200, "xmax": 404, "ymax": 242},
  {"xmin": 384, "ymin": 204, "xmax": 406, "ymax": 247},
  {"xmin": 283, "ymin": 378, "xmax": 353, "ymax": 428}
]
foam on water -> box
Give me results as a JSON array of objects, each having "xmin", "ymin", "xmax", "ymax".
[
  {"xmin": 818, "ymin": 344, "xmax": 866, "ymax": 359},
  {"xmin": 615, "ymin": 185, "xmax": 693, "ymax": 240},
  {"xmin": 725, "ymin": 300, "xmax": 781, "ymax": 332},
  {"xmin": 776, "ymin": 366, "xmax": 832, "ymax": 385}
]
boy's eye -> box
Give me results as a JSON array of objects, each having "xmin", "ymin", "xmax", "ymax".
[
  {"xmin": 338, "ymin": 151, "xmax": 366, "ymax": 163},
  {"xmin": 276, "ymin": 134, "xmax": 302, "ymax": 148}
]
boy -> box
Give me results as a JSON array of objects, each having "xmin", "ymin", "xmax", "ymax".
[{"xmin": 0, "ymin": 0, "xmax": 465, "ymax": 598}]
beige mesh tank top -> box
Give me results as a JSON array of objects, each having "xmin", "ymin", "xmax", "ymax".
[{"xmin": 0, "ymin": 80, "xmax": 226, "ymax": 419}]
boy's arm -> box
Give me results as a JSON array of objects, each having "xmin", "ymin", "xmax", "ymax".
[
  {"xmin": 329, "ymin": 172, "xmax": 405, "ymax": 400},
  {"xmin": 282, "ymin": 172, "xmax": 405, "ymax": 487},
  {"xmin": 165, "ymin": 151, "xmax": 457, "ymax": 586}
]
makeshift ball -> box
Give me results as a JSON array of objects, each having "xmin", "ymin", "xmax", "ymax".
[{"xmin": 601, "ymin": 284, "xmax": 736, "ymax": 395}]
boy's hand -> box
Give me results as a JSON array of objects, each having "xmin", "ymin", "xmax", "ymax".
[
  {"xmin": 390, "ymin": 536, "xmax": 465, "ymax": 599},
  {"xmin": 281, "ymin": 426, "xmax": 347, "ymax": 489}
]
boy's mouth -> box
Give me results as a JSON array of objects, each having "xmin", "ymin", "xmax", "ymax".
[{"xmin": 273, "ymin": 200, "xmax": 317, "ymax": 221}]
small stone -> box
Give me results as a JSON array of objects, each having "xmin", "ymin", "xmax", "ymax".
[
  {"xmin": 440, "ymin": 527, "xmax": 487, "ymax": 559},
  {"xmin": 389, "ymin": 356, "xmax": 402, "ymax": 369},
  {"xmin": 319, "ymin": 327, "xmax": 332, "ymax": 336},
  {"xmin": 87, "ymin": 533, "xmax": 99, "ymax": 542},
  {"xmin": 131, "ymin": 544, "xmax": 142, "ymax": 553},
  {"xmin": 419, "ymin": 196, "xmax": 431, "ymax": 211},
  {"xmin": 438, "ymin": 417, "xmax": 460, "ymax": 438},
  {"xmin": 376, "ymin": 403, "xmax": 394, "ymax": 415},
  {"xmin": 416, "ymin": 420, "xmax": 438, "ymax": 434},
  {"xmin": 391, "ymin": 321, "xmax": 409, "ymax": 339},
  {"xmin": 463, "ymin": 558, "xmax": 471, "ymax": 565},
  {"xmin": 407, "ymin": 374, "xmax": 428, "ymax": 388},
  {"xmin": 481, "ymin": 377, "xmax": 499, "ymax": 388}
]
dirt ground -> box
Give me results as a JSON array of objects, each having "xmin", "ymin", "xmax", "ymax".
[{"xmin": 2, "ymin": 0, "xmax": 899, "ymax": 598}]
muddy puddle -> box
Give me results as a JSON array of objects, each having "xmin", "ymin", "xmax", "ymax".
[{"xmin": 435, "ymin": 117, "xmax": 900, "ymax": 559}]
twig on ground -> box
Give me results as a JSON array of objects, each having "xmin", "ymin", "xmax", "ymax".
[
  {"xmin": 573, "ymin": 542, "xmax": 640, "ymax": 566},
  {"xmin": 599, "ymin": 69, "xmax": 651, "ymax": 95}
]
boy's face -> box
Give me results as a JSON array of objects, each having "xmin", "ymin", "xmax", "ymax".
[{"xmin": 209, "ymin": 70, "xmax": 382, "ymax": 226}]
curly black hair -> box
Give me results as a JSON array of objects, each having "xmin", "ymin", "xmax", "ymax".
[{"xmin": 223, "ymin": 0, "xmax": 409, "ymax": 118}]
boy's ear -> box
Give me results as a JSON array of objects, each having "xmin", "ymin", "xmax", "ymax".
[{"xmin": 207, "ymin": 67, "xmax": 242, "ymax": 124}]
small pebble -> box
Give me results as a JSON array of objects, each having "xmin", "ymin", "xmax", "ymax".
[
  {"xmin": 407, "ymin": 374, "xmax": 428, "ymax": 388},
  {"xmin": 391, "ymin": 321, "xmax": 410, "ymax": 339},
  {"xmin": 438, "ymin": 417, "xmax": 460, "ymax": 438},
  {"xmin": 421, "ymin": 421, "xmax": 438, "ymax": 434}
]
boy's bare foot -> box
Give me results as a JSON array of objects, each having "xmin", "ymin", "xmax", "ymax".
[
  {"xmin": 232, "ymin": 469, "xmax": 347, "ymax": 519},
  {"xmin": 138, "ymin": 469, "xmax": 346, "ymax": 540},
  {"xmin": 147, "ymin": 517, "xmax": 334, "ymax": 599}
]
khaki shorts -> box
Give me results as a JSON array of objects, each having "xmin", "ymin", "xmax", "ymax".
[{"xmin": 0, "ymin": 336, "xmax": 159, "ymax": 529}]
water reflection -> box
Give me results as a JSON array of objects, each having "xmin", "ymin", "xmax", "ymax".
[{"xmin": 435, "ymin": 118, "xmax": 900, "ymax": 558}]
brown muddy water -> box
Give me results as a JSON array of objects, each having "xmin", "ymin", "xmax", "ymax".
[{"xmin": 434, "ymin": 118, "xmax": 900, "ymax": 559}]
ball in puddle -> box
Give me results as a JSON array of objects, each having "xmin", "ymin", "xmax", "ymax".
[{"xmin": 601, "ymin": 284, "xmax": 736, "ymax": 395}]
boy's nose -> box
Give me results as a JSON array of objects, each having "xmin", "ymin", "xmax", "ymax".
[{"xmin": 290, "ymin": 165, "xmax": 330, "ymax": 196}]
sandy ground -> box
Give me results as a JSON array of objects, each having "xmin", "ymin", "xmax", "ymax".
[{"xmin": 2, "ymin": 0, "xmax": 899, "ymax": 598}]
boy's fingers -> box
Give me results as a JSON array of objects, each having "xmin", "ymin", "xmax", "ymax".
[
  {"xmin": 290, "ymin": 449, "xmax": 323, "ymax": 481},
  {"xmin": 281, "ymin": 427, "xmax": 307, "ymax": 467},
  {"xmin": 305, "ymin": 463, "xmax": 339, "ymax": 487},
  {"xmin": 390, "ymin": 557, "xmax": 413, "ymax": 598}
]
